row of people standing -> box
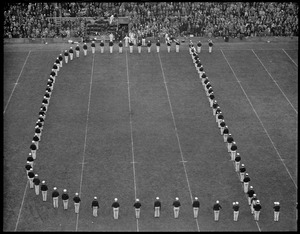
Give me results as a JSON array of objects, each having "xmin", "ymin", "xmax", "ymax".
[{"xmin": 189, "ymin": 41, "xmax": 281, "ymax": 222}]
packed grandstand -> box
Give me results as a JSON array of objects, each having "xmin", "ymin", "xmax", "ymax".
[{"xmin": 4, "ymin": 2, "xmax": 299, "ymax": 41}]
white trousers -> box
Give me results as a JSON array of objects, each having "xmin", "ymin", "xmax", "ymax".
[
  {"xmin": 93, "ymin": 206, "xmax": 98, "ymax": 217},
  {"xmin": 156, "ymin": 46, "xmax": 160, "ymax": 53},
  {"xmin": 209, "ymin": 46, "xmax": 212, "ymax": 53},
  {"xmin": 274, "ymin": 211, "xmax": 279, "ymax": 221},
  {"xmin": 34, "ymin": 184, "xmax": 40, "ymax": 195},
  {"xmin": 173, "ymin": 207, "xmax": 180, "ymax": 218},
  {"xmin": 235, "ymin": 161, "xmax": 240, "ymax": 172},
  {"xmin": 29, "ymin": 178, "xmax": 34, "ymax": 188},
  {"xmin": 233, "ymin": 211, "xmax": 239, "ymax": 221},
  {"xmin": 64, "ymin": 56, "xmax": 68, "ymax": 63},
  {"xmin": 110, "ymin": 46, "xmax": 113, "ymax": 53},
  {"xmin": 176, "ymin": 45, "xmax": 179, "ymax": 52},
  {"xmin": 154, "ymin": 207, "xmax": 160, "ymax": 217},
  {"xmin": 193, "ymin": 207, "xmax": 199, "ymax": 218},
  {"xmin": 138, "ymin": 47, "xmax": 141, "ymax": 53},
  {"xmin": 92, "ymin": 47, "xmax": 95, "ymax": 54},
  {"xmin": 167, "ymin": 46, "xmax": 170, "ymax": 53},
  {"xmin": 130, "ymin": 46, "xmax": 133, "ymax": 53},
  {"xmin": 197, "ymin": 47, "xmax": 201, "ymax": 53},
  {"xmin": 214, "ymin": 210, "xmax": 220, "ymax": 221},
  {"xmin": 53, "ymin": 197, "xmax": 58, "ymax": 208},
  {"xmin": 244, "ymin": 182, "xmax": 249, "ymax": 193},
  {"xmin": 148, "ymin": 47, "xmax": 151, "ymax": 53},
  {"xmin": 70, "ymin": 53, "xmax": 73, "ymax": 60},
  {"xmin": 142, "ymin": 38, "xmax": 145, "ymax": 46},
  {"xmin": 74, "ymin": 203, "xmax": 80, "ymax": 213},
  {"xmin": 76, "ymin": 50, "xmax": 80, "ymax": 57},
  {"xmin": 84, "ymin": 50, "xmax": 87, "ymax": 56},
  {"xmin": 42, "ymin": 191, "xmax": 47, "ymax": 201},
  {"xmin": 63, "ymin": 200, "xmax": 68, "ymax": 210},
  {"xmin": 119, "ymin": 47, "xmax": 122, "ymax": 53},
  {"xmin": 101, "ymin": 47, "xmax": 104, "ymax": 53},
  {"xmin": 254, "ymin": 210, "xmax": 260, "ymax": 221},
  {"xmin": 240, "ymin": 172, "xmax": 245, "ymax": 182},
  {"xmin": 135, "ymin": 208, "xmax": 140, "ymax": 219},
  {"xmin": 113, "ymin": 207, "xmax": 119, "ymax": 219}
]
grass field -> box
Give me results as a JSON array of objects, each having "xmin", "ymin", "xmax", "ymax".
[{"xmin": 3, "ymin": 38, "xmax": 298, "ymax": 232}]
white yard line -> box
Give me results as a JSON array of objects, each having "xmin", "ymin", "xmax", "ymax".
[
  {"xmin": 75, "ymin": 54, "xmax": 95, "ymax": 232},
  {"xmin": 221, "ymin": 50, "xmax": 297, "ymax": 190},
  {"xmin": 125, "ymin": 50, "xmax": 139, "ymax": 232},
  {"xmin": 157, "ymin": 53, "xmax": 200, "ymax": 232},
  {"xmin": 252, "ymin": 49, "xmax": 298, "ymax": 114},
  {"xmin": 14, "ymin": 180, "xmax": 29, "ymax": 231},
  {"xmin": 282, "ymin": 49, "xmax": 298, "ymax": 67},
  {"xmin": 4, "ymin": 50, "xmax": 31, "ymax": 114}
]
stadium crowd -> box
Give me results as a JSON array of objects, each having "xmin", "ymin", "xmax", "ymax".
[{"xmin": 4, "ymin": 2, "xmax": 299, "ymax": 39}]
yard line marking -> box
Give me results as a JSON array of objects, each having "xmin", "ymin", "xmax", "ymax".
[
  {"xmin": 4, "ymin": 50, "xmax": 31, "ymax": 114},
  {"xmin": 75, "ymin": 54, "xmax": 95, "ymax": 232},
  {"xmin": 282, "ymin": 49, "xmax": 298, "ymax": 67},
  {"xmin": 157, "ymin": 53, "xmax": 200, "ymax": 232},
  {"xmin": 252, "ymin": 49, "xmax": 298, "ymax": 114},
  {"xmin": 125, "ymin": 50, "xmax": 139, "ymax": 232},
  {"xmin": 221, "ymin": 50, "xmax": 297, "ymax": 190},
  {"xmin": 14, "ymin": 180, "xmax": 29, "ymax": 231}
]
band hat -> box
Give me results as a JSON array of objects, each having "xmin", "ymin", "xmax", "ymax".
[
  {"xmin": 195, "ymin": 197, "xmax": 198, "ymax": 200},
  {"xmin": 156, "ymin": 197, "xmax": 159, "ymax": 200},
  {"xmin": 94, "ymin": 197, "xmax": 97, "ymax": 199},
  {"xmin": 63, "ymin": 189, "xmax": 67, "ymax": 192},
  {"xmin": 35, "ymin": 174, "xmax": 38, "ymax": 176},
  {"xmin": 216, "ymin": 200, "xmax": 219, "ymax": 203},
  {"xmin": 236, "ymin": 202, "xmax": 239, "ymax": 204},
  {"xmin": 75, "ymin": 193, "xmax": 79, "ymax": 196},
  {"xmin": 114, "ymin": 198, "xmax": 118, "ymax": 201},
  {"xmin": 233, "ymin": 202, "xmax": 235, "ymax": 205},
  {"xmin": 136, "ymin": 198, "xmax": 139, "ymax": 202},
  {"xmin": 42, "ymin": 180, "xmax": 45, "ymax": 183},
  {"xmin": 53, "ymin": 187, "xmax": 57, "ymax": 190},
  {"xmin": 175, "ymin": 197, "xmax": 179, "ymax": 201}
]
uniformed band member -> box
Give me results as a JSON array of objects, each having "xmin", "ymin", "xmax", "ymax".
[
  {"xmin": 247, "ymin": 186, "xmax": 255, "ymax": 205},
  {"xmin": 208, "ymin": 39, "xmax": 213, "ymax": 53},
  {"xmin": 32, "ymin": 135, "xmax": 39, "ymax": 149},
  {"xmin": 167, "ymin": 39, "xmax": 171, "ymax": 53},
  {"xmin": 91, "ymin": 41, "xmax": 96, "ymax": 54},
  {"xmin": 58, "ymin": 54, "xmax": 63, "ymax": 67},
  {"xmin": 219, "ymin": 120, "xmax": 226, "ymax": 134},
  {"xmin": 52, "ymin": 187, "xmax": 59, "ymax": 208},
  {"xmin": 133, "ymin": 198, "xmax": 141, "ymax": 218},
  {"xmin": 129, "ymin": 40, "xmax": 134, "ymax": 53},
  {"xmin": 273, "ymin": 202, "xmax": 280, "ymax": 221},
  {"xmin": 175, "ymin": 39, "xmax": 180, "ymax": 52},
  {"xmin": 83, "ymin": 43, "xmax": 88, "ymax": 56},
  {"xmin": 75, "ymin": 44, "xmax": 80, "ymax": 58},
  {"xmin": 239, "ymin": 164, "xmax": 246, "ymax": 182},
  {"xmin": 230, "ymin": 142, "xmax": 237, "ymax": 160},
  {"xmin": 192, "ymin": 197, "xmax": 200, "ymax": 218},
  {"xmin": 109, "ymin": 40, "xmax": 114, "ymax": 53},
  {"xmin": 92, "ymin": 197, "xmax": 99, "ymax": 217},
  {"xmin": 156, "ymin": 40, "xmax": 160, "ymax": 53},
  {"xmin": 52, "ymin": 63, "xmax": 58, "ymax": 76},
  {"xmin": 25, "ymin": 161, "xmax": 32, "ymax": 176},
  {"xmin": 27, "ymin": 168, "xmax": 35, "ymax": 189},
  {"xmin": 234, "ymin": 153, "xmax": 241, "ymax": 172},
  {"xmin": 154, "ymin": 197, "xmax": 161, "ymax": 217},
  {"xmin": 197, "ymin": 40, "xmax": 202, "ymax": 53},
  {"xmin": 251, "ymin": 194, "xmax": 258, "ymax": 214},
  {"xmin": 41, "ymin": 180, "xmax": 48, "ymax": 201},
  {"xmin": 27, "ymin": 153, "xmax": 34, "ymax": 167},
  {"xmin": 147, "ymin": 40, "xmax": 151, "ymax": 53},
  {"xmin": 227, "ymin": 134, "xmax": 234, "ymax": 153},
  {"xmin": 69, "ymin": 47, "xmax": 74, "ymax": 60},
  {"xmin": 213, "ymin": 200, "xmax": 222, "ymax": 221},
  {"xmin": 223, "ymin": 126, "xmax": 229, "ymax": 142},
  {"xmin": 253, "ymin": 200, "xmax": 262, "ymax": 221},
  {"xmin": 243, "ymin": 173, "xmax": 251, "ymax": 193},
  {"xmin": 124, "ymin": 34, "xmax": 129, "ymax": 47},
  {"xmin": 209, "ymin": 93, "xmax": 215, "ymax": 107},
  {"xmin": 55, "ymin": 58, "xmax": 60, "ymax": 71},
  {"xmin": 33, "ymin": 174, "xmax": 40, "ymax": 195},
  {"xmin": 232, "ymin": 202, "xmax": 240, "ymax": 221},
  {"xmin": 173, "ymin": 197, "xmax": 181, "ymax": 218},
  {"xmin": 118, "ymin": 41, "xmax": 123, "ymax": 53},
  {"xmin": 137, "ymin": 40, "xmax": 142, "ymax": 53},
  {"xmin": 30, "ymin": 144, "xmax": 37, "ymax": 159},
  {"xmin": 62, "ymin": 189, "xmax": 69, "ymax": 210},
  {"xmin": 112, "ymin": 198, "xmax": 120, "ymax": 219},
  {"xmin": 100, "ymin": 40, "xmax": 104, "ymax": 53},
  {"xmin": 73, "ymin": 193, "xmax": 81, "ymax": 214},
  {"xmin": 142, "ymin": 35, "xmax": 146, "ymax": 46}
]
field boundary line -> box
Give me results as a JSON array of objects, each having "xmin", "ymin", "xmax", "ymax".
[
  {"xmin": 14, "ymin": 180, "xmax": 29, "ymax": 231},
  {"xmin": 125, "ymin": 50, "xmax": 139, "ymax": 232},
  {"xmin": 252, "ymin": 49, "xmax": 298, "ymax": 114},
  {"xmin": 282, "ymin": 49, "xmax": 298, "ymax": 67},
  {"xmin": 4, "ymin": 50, "xmax": 31, "ymax": 114},
  {"xmin": 75, "ymin": 54, "xmax": 95, "ymax": 232},
  {"xmin": 157, "ymin": 53, "xmax": 200, "ymax": 232},
  {"xmin": 221, "ymin": 49, "xmax": 297, "ymax": 190}
]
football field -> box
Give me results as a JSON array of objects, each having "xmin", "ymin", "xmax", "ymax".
[{"xmin": 3, "ymin": 39, "xmax": 298, "ymax": 231}]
